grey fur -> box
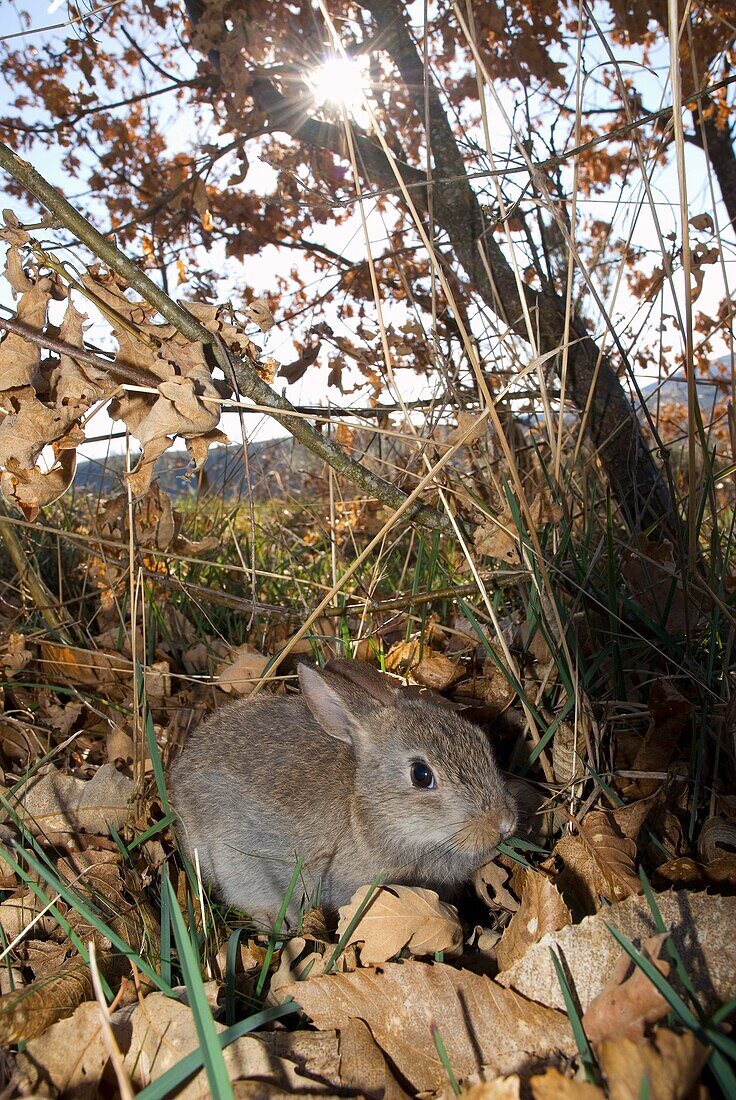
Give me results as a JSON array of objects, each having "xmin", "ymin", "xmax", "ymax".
[{"xmin": 169, "ymin": 659, "xmax": 517, "ymax": 922}]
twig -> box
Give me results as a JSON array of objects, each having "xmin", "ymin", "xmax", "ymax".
[
  {"xmin": 88, "ymin": 941, "xmax": 135, "ymax": 1100},
  {"xmin": 0, "ymin": 312, "xmax": 163, "ymax": 387}
]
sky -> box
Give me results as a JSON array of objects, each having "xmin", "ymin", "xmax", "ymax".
[{"xmin": 0, "ymin": 0, "xmax": 733, "ymax": 472}]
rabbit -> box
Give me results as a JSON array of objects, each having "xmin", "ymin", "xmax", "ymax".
[{"xmin": 169, "ymin": 657, "xmax": 517, "ymax": 924}]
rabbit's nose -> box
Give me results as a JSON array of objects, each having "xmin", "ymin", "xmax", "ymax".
[{"xmin": 499, "ymin": 814, "xmax": 517, "ymax": 839}]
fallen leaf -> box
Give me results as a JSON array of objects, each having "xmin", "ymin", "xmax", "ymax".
[
  {"xmin": 384, "ymin": 639, "xmax": 463, "ymax": 691},
  {"xmin": 337, "ymin": 885, "xmax": 463, "ymax": 965},
  {"xmin": 498, "ymin": 889, "xmax": 736, "ymax": 1016},
  {"xmin": 2, "ymin": 632, "xmax": 32, "ymax": 677},
  {"xmin": 38, "ymin": 641, "xmax": 132, "ymax": 690},
  {"xmin": 555, "ymin": 810, "xmax": 641, "ymax": 914},
  {"xmin": 217, "ymin": 643, "xmax": 270, "ymax": 693},
  {"xmin": 15, "ymin": 762, "xmax": 133, "ymax": 837},
  {"xmin": 474, "ymin": 860, "xmax": 519, "ymax": 912},
  {"xmin": 598, "ymin": 1028, "xmax": 709, "ymax": 1100},
  {"xmin": 495, "ymin": 871, "xmax": 570, "ymax": 971},
  {"xmin": 14, "ymin": 991, "xmax": 314, "ymax": 1099},
  {"xmin": 582, "ymin": 935, "xmax": 670, "ymax": 1043},
  {"xmin": 339, "ymin": 1017, "xmax": 411, "ymax": 1100},
  {"xmin": 530, "ymin": 1068, "xmax": 604, "ymax": 1099},
  {"xmin": 0, "ymin": 889, "xmax": 57, "ymax": 940},
  {"xmin": 620, "ymin": 680, "xmax": 693, "ymax": 801},
  {"xmin": 621, "ymin": 542, "xmax": 693, "ymax": 638},
  {"xmin": 697, "ymin": 815, "xmax": 736, "ymax": 863},
  {"xmin": 279, "ymin": 959, "xmax": 574, "ymax": 1092},
  {"xmin": 552, "ymin": 719, "xmax": 586, "ymax": 787}
]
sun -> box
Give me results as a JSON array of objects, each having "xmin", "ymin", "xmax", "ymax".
[{"xmin": 309, "ymin": 55, "xmax": 370, "ymax": 118}]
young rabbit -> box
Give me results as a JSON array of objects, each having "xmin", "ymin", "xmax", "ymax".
[{"xmin": 170, "ymin": 658, "xmax": 517, "ymax": 923}]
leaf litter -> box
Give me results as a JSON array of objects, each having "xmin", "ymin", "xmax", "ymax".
[{"xmin": 0, "ymin": 231, "xmax": 733, "ymax": 1095}]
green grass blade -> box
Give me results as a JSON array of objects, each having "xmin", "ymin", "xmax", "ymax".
[
  {"xmin": 431, "ymin": 1022, "xmax": 460, "ymax": 1095},
  {"xmin": 164, "ymin": 876, "xmax": 234, "ymax": 1099},
  {"xmin": 160, "ymin": 862, "xmax": 172, "ymax": 988},
  {"xmin": 255, "ymin": 856, "xmax": 304, "ymax": 999},
  {"xmin": 549, "ymin": 947, "xmax": 598, "ymax": 1083},
  {"xmin": 127, "ymin": 812, "xmax": 177, "ymax": 852},
  {"xmin": 325, "ymin": 874, "xmax": 384, "ymax": 974},
  {"xmin": 637, "ymin": 867, "xmax": 703, "ymax": 1014}
]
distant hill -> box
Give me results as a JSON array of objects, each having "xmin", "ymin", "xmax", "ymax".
[
  {"xmin": 72, "ymin": 426, "xmax": 413, "ymax": 503},
  {"xmin": 639, "ymin": 359, "xmax": 731, "ymax": 422},
  {"xmin": 72, "ymin": 436, "xmax": 326, "ymax": 502}
]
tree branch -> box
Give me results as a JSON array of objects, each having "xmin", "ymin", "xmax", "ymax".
[
  {"xmin": 355, "ymin": 0, "xmax": 676, "ymax": 536},
  {"xmin": 0, "ymin": 140, "xmax": 452, "ymax": 534}
]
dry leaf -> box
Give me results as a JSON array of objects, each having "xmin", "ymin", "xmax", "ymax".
[
  {"xmin": 15, "ymin": 762, "xmax": 133, "ymax": 837},
  {"xmin": 280, "ymin": 959, "xmax": 574, "ymax": 1092},
  {"xmin": 459, "ymin": 1078, "xmax": 523, "ymax": 1099},
  {"xmin": 339, "ymin": 1017, "xmax": 411, "ymax": 1100},
  {"xmin": 688, "ymin": 213, "xmax": 714, "ymax": 234},
  {"xmin": 582, "ymin": 934, "xmax": 670, "ymax": 1043},
  {"xmin": 474, "ymin": 860, "xmax": 519, "ymax": 912},
  {"xmin": 620, "ymin": 680, "xmax": 693, "ymax": 801},
  {"xmin": 2, "ymin": 632, "xmax": 32, "ymax": 677},
  {"xmin": 555, "ymin": 810, "xmax": 641, "ymax": 914},
  {"xmin": 552, "ymin": 719, "xmax": 586, "ymax": 788},
  {"xmin": 598, "ymin": 1028, "xmax": 709, "ymax": 1100},
  {"xmin": 0, "ymin": 889, "xmax": 57, "ymax": 940},
  {"xmin": 450, "ymin": 410, "xmax": 487, "ymax": 447},
  {"xmin": 244, "ymin": 298, "xmax": 276, "ymax": 331},
  {"xmin": 0, "ymin": 245, "xmax": 54, "ymax": 388},
  {"xmin": 337, "ymin": 885, "xmax": 463, "ymax": 965},
  {"xmin": 384, "ymin": 639, "xmax": 463, "ymax": 691},
  {"xmin": 621, "ymin": 540, "xmax": 692, "ymax": 637},
  {"xmin": 498, "ymin": 889, "xmax": 736, "ymax": 1016},
  {"xmin": 106, "ymin": 725, "xmax": 134, "ymax": 764},
  {"xmin": 14, "ymin": 992, "xmax": 314, "ymax": 1099},
  {"xmin": 473, "ymin": 513, "xmax": 518, "ymax": 562},
  {"xmin": 38, "ymin": 641, "xmax": 132, "ymax": 690},
  {"xmin": 217, "ymin": 643, "xmax": 270, "ymax": 693},
  {"xmin": 495, "ymin": 871, "xmax": 570, "ymax": 971},
  {"xmin": 530, "ymin": 1069, "xmax": 604, "ymax": 1099},
  {"xmin": 697, "ymin": 815, "xmax": 736, "ymax": 862}
]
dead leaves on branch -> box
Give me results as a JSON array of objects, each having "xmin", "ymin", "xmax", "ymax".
[{"xmin": 0, "ymin": 225, "xmax": 281, "ymax": 515}]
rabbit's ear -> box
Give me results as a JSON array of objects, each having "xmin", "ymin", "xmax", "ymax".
[
  {"xmin": 298, "ymin": 663, "xmax": 377, "ymax": 745},
  {"xmin": 324, "ymin": 658, "xmax": 400, "ymax": 705}
]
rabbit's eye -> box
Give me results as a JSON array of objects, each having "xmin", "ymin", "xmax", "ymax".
[{"xmin": 411, "ymin": 761, "xmax": 436, "ymax": 789}]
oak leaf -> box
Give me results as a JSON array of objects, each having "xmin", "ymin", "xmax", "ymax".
[
  {"xmin": 14, "ymin": 761, "xmax": 133, "ymax": 837},
  {"xmin": 555, "ymin": 810, "xmax": 641, "ymax": 914},
  {"xmin": 217, "ymin": 643, "xmax": 270, "ymax": 694},
  {"xmin": 498, "ymin": 889, "xmax": 736, "ymax": 1016},
  {"xmin": 337, "ymin": 885, "xmax": 463, "ymax": 964},
  {"xmin": 279, "ymin": 959, "xmax": 574, "ymax": 1092},
  {"xmin": 597, "ymin": 1028, "xmax": 709, "ymax": 1100},
  {"xmin": 581, "ymin": 934, "xmax": 670, "ymax": 1043},
  {"xmin": 495, "ymin": 871, "xmax": 570, "ymax": 971}
]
